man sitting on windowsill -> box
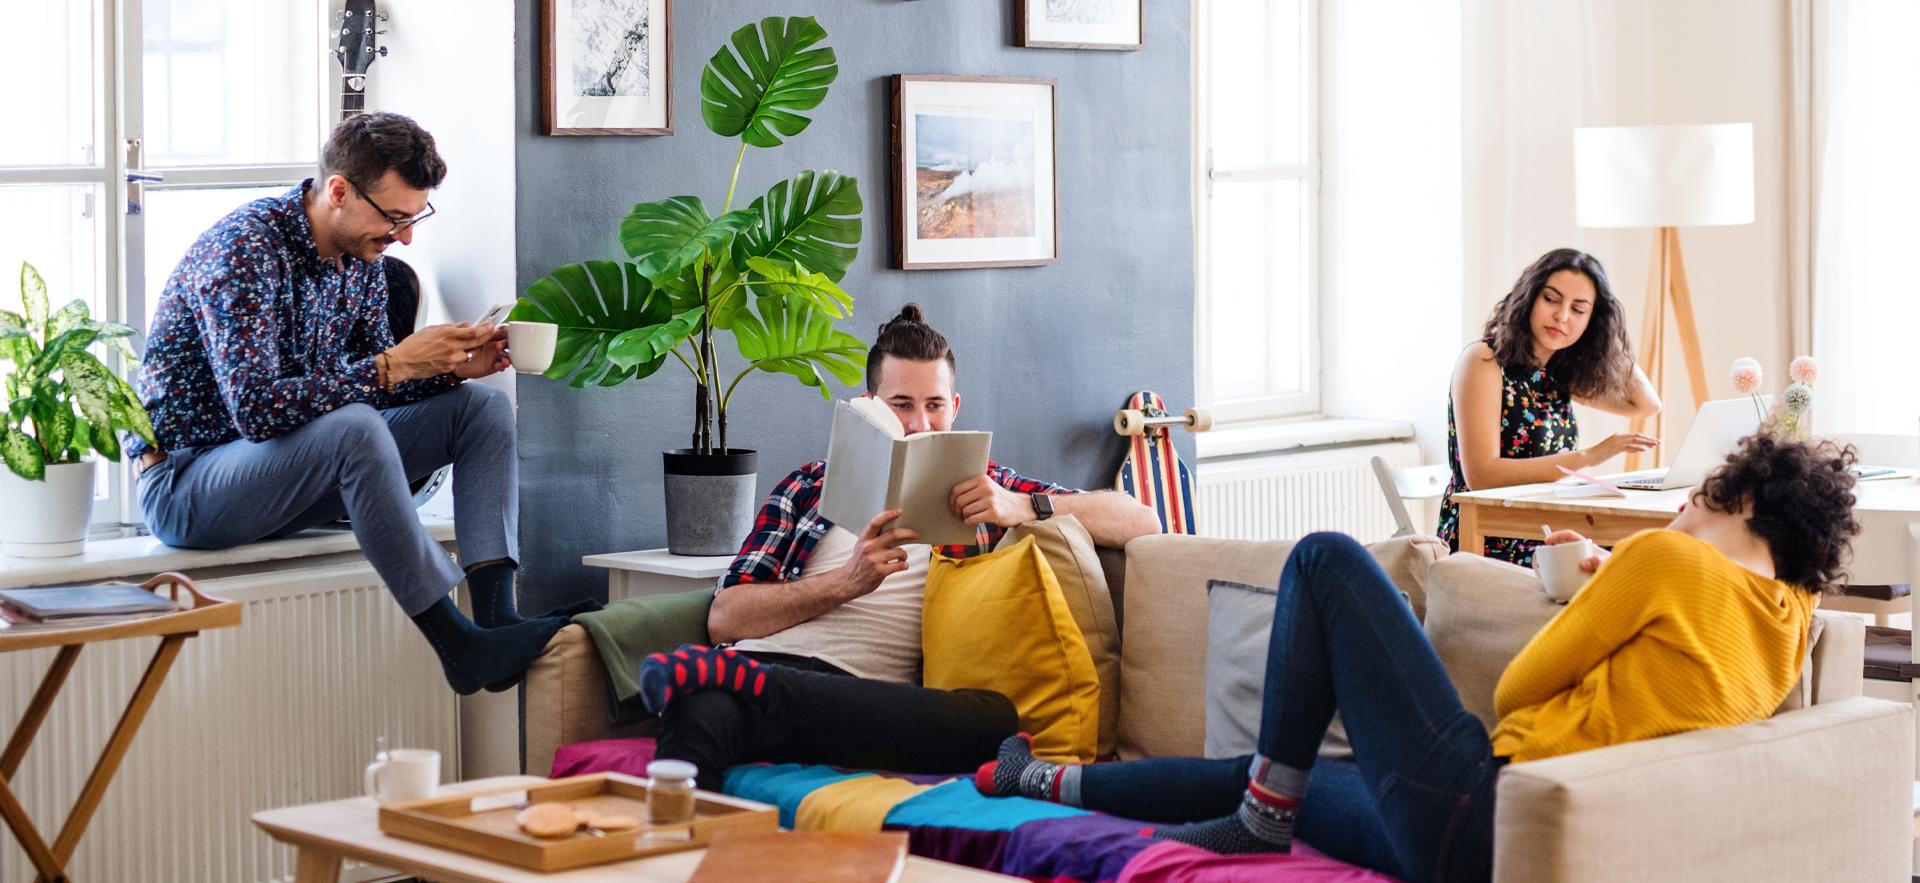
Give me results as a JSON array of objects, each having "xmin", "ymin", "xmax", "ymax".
[{"xmin": 633, "ymin": 304, "xmax": 1163, "ymax": 790}]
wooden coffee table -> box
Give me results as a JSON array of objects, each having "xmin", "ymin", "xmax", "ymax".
[{"xmin": 253, "ymin": 776, "xmax": 1018, "ymax": 882}]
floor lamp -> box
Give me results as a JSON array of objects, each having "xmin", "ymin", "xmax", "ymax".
[{"xmin": 1573, "ymin": 123, "xmax": 1755, "ymax": 471}]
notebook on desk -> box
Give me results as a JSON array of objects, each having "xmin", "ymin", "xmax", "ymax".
[{"xmin": 1597, "ymin": 396, "xmax": 1771, "ymax": 491}]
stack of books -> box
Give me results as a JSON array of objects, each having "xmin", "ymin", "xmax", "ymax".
[{"xmin": 0, "ymin": 584, "xmax": 182, "ymax": 630}]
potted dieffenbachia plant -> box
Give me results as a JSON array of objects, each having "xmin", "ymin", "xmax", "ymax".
[
  {"xmin": 0, "ymin": 262, "xmax": 156, "ymax": 557},
  {"xmin": 513, "ymin": 16, "xmax": 867, "ymax": 555}
]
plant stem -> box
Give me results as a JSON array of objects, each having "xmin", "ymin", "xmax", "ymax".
[
  {"xmin": 669, "ymin": 345, "xmax": 701, "ymax": 381},
  {"xmin": 721, "ymin": 141, "xmax": 749, "ymax": 215},
  {"xmin": 721, "ymin": 366, "xmax": 758, "ymax": 413}
]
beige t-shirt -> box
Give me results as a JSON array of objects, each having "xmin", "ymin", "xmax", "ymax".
[{"xmin": 730, "ymin": 526, "xmax": 931, "ymax": 684}]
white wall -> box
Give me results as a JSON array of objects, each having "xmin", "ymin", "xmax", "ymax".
[
  {"xmin": 1321, "ymin": 0, "xmax": 1466, "ymax": 464},
  {"xmin": 366, "ymin": 0, "xmax": 520, "ymax": 779}
]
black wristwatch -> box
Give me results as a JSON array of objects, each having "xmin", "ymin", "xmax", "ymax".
[{"xmin": 1030, "ymin": 493, "xmax": 1054, "ymax": 521}]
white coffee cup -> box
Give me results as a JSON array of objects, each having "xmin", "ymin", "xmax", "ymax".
[
  {"xmin": 365, "ymin": 748, "xmax": 440, "ymax": 804},
  {"xmin": 505, "ymin": 321, "xmax": 558, "ymax": 374},
  {"xmin": 1533, "ymin": 539, "xmax": 1595, "ymax": 604}
]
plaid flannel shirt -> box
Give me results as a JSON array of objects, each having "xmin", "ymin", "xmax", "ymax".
[{"xmin": 719, "ymin": 459, "xmax": 1076, "ymax": 591}]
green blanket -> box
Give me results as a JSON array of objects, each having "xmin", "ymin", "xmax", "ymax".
[{"xmin": 574, "ymin": 587, "xmax": 714, "ymax": 724}]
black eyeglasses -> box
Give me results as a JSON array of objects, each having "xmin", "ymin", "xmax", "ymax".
[{"xmin": 349, "ymin": 179, "xmax": 436, "ymax": 235}]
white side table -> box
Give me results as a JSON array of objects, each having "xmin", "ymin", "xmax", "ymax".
[{"xmin": 582, "ymin": 549, "xmax": 731, "ymax": 602}]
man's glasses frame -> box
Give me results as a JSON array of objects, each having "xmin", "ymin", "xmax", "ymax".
[{"xmin": 349, "ymin": 179, "xmax": 435, "ymax": 236}]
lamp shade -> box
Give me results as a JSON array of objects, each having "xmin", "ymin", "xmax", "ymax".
[{"xmin": 1573, "ymin": 124, "xmax": 1755, "ymax": 228}]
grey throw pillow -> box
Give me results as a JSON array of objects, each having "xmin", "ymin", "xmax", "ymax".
[{"xmin": 1204, "ymin": 579, "xmax": 1359, "ymax": 761}]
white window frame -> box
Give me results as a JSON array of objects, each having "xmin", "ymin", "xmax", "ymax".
[
  {"xmin": 2, "ymin": 0, "xmax": 333, "ymax": 529},
  {"xmin": 1192, "ymin": 0, "xmax": 1322, "ymax": 424}
]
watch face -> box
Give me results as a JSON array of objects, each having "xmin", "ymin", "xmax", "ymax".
[{"xmin": 1032, "ymin": 493, "xmax": 1053, "ymax": 518}]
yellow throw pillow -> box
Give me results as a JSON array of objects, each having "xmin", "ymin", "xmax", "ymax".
[
  {"xmin": 997, "ymin": 517, "xmax": 1121, "ymax": 757},
  {"xmin": 923, "ymin": 536, "xmax": 1102, "ymax": 763}
]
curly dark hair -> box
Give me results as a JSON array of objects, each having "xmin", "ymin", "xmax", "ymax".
[
  {"xmin": 865, "ymin": 304, "xmax": 955, "ymax": 393},
  {"xmin": 1695, "ymin": 434, "xmax": 1861, "ymax": 594},
  {"xmin": 1482, "ymin": 248, "xmax": 1636, "ymax": 400}
]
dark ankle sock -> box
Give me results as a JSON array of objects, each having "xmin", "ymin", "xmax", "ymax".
[
  {"xmin": 531, "ymin": 597, "xmax": 604, "ymax": 620},
  {"xmin": 1151, "ymin": 788, "xmax": 1298, "ymax": 855},
  {"xmin": 973, "ymin": 733, "xmax": 1082, "ymax": 805},
  {"xmin": 638, "ymin": 644, "xmax": 767, "ymax": 715},
  {"xmin": 410, "ymin": 597, "xmax": 569, "ymax": 695},
  {"xmin": 465, "ymin": 563, "xmax": 524, "ymax": 628}
]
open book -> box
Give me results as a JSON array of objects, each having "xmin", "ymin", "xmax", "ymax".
[{"xmin": 820, "ymin": 398, "xmax": 991, "ymax": 546}]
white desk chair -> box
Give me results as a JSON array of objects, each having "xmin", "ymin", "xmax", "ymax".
[
  {"xmin": 1822, "ymin": 433, "xmax": 1920, "ymax": 626},
  {"xmin": 1369, "ymin": 456, "xmax": 1451, "ymax": 538}
]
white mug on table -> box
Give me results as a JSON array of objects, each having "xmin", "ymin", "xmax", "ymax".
[{"xmin": 365, "ymin": 748, "xmax": 440, "ymax": 803}]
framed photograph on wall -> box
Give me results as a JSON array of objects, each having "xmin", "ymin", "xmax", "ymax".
[
  {"xmin": 1017, "ymin": 0, "xmax": 1143, "ymax": 51},
  {"xmin": 891, "ymin": 75, "xmax": 1058, "ymax": 270},
  {"xmin": 544, "ymin": 0, "xmax": 672, "ymax": 135}
]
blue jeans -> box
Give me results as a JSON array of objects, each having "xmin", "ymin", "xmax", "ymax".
[
  {"xmin": 138, "ymin": 383, "xmax": 516, "ymax": 617},
  {"xmin": 1079, "ymin": 532, "xmax": 1499, "ymax": 883}
]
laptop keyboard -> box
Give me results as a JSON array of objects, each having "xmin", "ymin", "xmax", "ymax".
[{"xmin": 1609, "ymin": 470, "xmax": 1666, "ymax": 490}]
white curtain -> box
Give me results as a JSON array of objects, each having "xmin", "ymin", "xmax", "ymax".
[{"xmin": 1808, "ymin": 0, "xmax": 1920, "ymax": 436}]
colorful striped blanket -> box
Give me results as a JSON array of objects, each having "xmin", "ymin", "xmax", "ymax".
[{"xmin": 553, "ymin": 738, "xmax": 1396, "ymax": 882}]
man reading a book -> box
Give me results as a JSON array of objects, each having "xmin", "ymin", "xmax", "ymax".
[
  {"xmin": 129, "ymin": 114, "xmax": 593, "ymax": 696},
  {"xmin": 641, "ymin": 305, "xmax": 1162, "ymax": 788}
]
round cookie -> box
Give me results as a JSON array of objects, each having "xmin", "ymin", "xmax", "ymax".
[{"xmin": 516, "ymin": 802, "xmax": 579, "ymax": 839}]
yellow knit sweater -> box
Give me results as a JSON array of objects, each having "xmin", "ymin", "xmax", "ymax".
[{"xmin": 1489, "ymin": 529, "xmax": 1815, "ymax": 763}]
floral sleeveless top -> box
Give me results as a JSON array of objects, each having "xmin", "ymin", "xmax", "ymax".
[{"xmin": 1436, "ymin": 349, "xmax": 1578, "ymax": 566}]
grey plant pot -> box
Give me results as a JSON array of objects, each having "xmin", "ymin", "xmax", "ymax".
[{"xmin": 662, "ymin": 449, "xmax": 758, "ymax": 557}]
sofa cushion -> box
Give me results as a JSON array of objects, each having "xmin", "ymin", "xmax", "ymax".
[
  {"xmin": 1118, "ymin": 534, "xmax": 1446, "ymax": 760},
  {"xmin": 1422, "ymin": 553, "xmax": 1559, "ymax": 730},
  {"xmin": 999, "ymin": 517, "xmax": 1123, "ymax": 756},
  {"xmin": 924, "ymin": 536, "xmax": 1102, "ymax": 762}
]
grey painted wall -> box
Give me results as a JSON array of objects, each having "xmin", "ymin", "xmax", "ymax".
[{"xmin": 514, "ymin": 1, "xmax": 1195, "ymax": 611}]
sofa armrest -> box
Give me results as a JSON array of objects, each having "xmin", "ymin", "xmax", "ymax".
[
  {"xmin": 1492, "ymin": 696, "xmax": 1913, "ymax": 883},
  {"xmin": 1806, "ymin": 609, "xmax": 1863, "ymax": 704},
  {"xmin": 522, "ymin": 624, "xmax": 653, "ymax": 777}
]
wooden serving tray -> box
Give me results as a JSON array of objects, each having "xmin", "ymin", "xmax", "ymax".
[{"xmin": 377, "ymin": 773, "xmax": 778, "ymax": 872}]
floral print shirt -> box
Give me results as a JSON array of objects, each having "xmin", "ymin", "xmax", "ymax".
[
  {"xmin": 1436, "ymin": 352, "xmax": 1578, "ymax": 566},
  {"xmin": 132, "ymin": 180, "xmax": 456, "ymax": 455}
]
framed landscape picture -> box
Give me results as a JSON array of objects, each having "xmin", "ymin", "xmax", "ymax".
[
  {"xmin": 890, "ymin": 76, "xmax": 1058, "ymax": 270},
  {"xmin": 1017, "ymin": 0, "xmax": 1143, "ymax": 51},
  {"xmin": 544, "ymin": 0, "xmax": 672, "ymax": 135}
]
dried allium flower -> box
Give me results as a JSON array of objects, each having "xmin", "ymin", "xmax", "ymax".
[
  {"xmin": 1783, "ymin": 382, "xmax": 1813, "ymax": 414},
  {"xmin": 1730, "ymin": 357, "xmax": 1763, "ymax": 395}
]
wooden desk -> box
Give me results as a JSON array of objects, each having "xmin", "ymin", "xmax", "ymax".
[
  {"xmin": 0, "ymin": 573, "xmax": 240, "ymax": 883},
  {"xmin": 255, "ymin": 776, "xmax": 1018, "ymax": 882}
]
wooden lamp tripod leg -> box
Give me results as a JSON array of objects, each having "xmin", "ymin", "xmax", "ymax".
[
  {"xmin": 1628, "ymin": 229, "xmax": 1669, "ymax": 472},
  {"xmin": 1624, "ymin": 227, "xmax": 1711, "ymax": 472}
]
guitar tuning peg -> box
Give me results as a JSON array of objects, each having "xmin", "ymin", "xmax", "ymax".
[{"xmin": 378, "ymin": 46, "xmax": 389, "ymax": 57}]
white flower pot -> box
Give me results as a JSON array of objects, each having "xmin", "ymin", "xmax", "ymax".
[{"xmin": 0, "ymin": 460, "xmax": 95, "ymax": 558}]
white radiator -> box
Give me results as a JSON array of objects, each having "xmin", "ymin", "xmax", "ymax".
[
  {"xmin": 1, "ymin": 559, "xmax": 460, "ymax": 883},
  {"xmin": 1196, "ymin": 441, "xmax": 1426, "ymax": 543}
]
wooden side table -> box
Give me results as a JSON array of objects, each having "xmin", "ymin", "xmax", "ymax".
[
  {"xmin": 254, "ymin": 775, "xmax": 1018, "ymax": 882},
  {"xmin": 580, "ymin": 550, "xmax": 730, "ymax": 602},
  {"xmin": 0, "ymin": 572, "xmax": 240, "ymax": 883}
]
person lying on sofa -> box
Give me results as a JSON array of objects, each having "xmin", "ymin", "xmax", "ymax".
[
  {"xmin": 131, "ymin": 113, "xmax": 593, "ymax": 696},
  {"xmin": 635, "ymin": 304, "xmax": 1162, "ymax": 790},
  {"xmin": 973, "ymin": 433, "xmax": 1860, "ymax": 883},
  {"xmin": 1437, "ymin": 248, "xmax": 1663, "ymax": 567}
]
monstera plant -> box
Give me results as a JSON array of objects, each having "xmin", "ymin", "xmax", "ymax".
[
  {"xmin": 513, "ymin": 15, "xmax": 866, "ymax": 554},
  {"xmin": 0, "ymin": 262, "xmax": 156, "ymax": 557}
]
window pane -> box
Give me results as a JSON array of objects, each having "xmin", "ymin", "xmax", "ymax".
[
  {"xmin": 142, "ymin": 185, "xmax": 289, "ymax": 328},
  {"xmin": 144, "ymin": 0, "xmax": 321, "ymax": 167},
  {"xmin": 1207, "ymin": 179, "xmax": 1306, "ymax": 401},
  {"xmin": 1207, "ymin": 0, "xmax": 1305, "ymax": 168},
  {"xmin": 3, "ymin": 1, "xmax": 99, "ymax": 167}
]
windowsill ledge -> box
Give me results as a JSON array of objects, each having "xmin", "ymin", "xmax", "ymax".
[
  {"xmin": 0, "ymin": 514, "xmax": 456, "ymax": 590},
  {"xmin": 1196, "ymin": 416, "xmax": 1416, "ymax": 461}
]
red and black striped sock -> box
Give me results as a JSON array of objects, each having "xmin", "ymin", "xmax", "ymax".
[{"xmin": 638, "ymin": 644, "xmax": 768, "ymax": 715}]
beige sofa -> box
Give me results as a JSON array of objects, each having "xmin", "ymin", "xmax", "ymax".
[{"xmin": 525, "ymin": 534, "xmax": 1913, "ymax": 882}]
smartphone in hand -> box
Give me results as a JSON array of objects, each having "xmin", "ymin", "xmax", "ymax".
[{"xmin": 472, "ymin": 303, "xmax": 511, "ymax": 327}]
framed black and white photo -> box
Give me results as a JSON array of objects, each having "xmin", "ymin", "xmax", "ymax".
[
  {"xmin": 890, "ymin": 76, "xmax": 1058, "ymax": 270},
  {"xmin": 1018, "ymin": 0, "xmax": 1143, "ymax": 51},
  {"xmin": 544, "ymin": 0, "xmax": 672, "ymax": 135}
]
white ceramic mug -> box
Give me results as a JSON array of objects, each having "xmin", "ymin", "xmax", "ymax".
[
  {"xmin": 364, "ymin": 748, "xmax": 440, "ymax": 804},
  {"xmin": 506, "ymin": 321, "xmax": 558, "ymax": 374},
  {"xmin": 1533, "ymin": 539, "xmax": 1596, "ymax": 604}
]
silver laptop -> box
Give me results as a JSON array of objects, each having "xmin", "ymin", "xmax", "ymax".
[{"xmin": 1601, "ymin": 396, "xmax": 1771, "ymax": 491}]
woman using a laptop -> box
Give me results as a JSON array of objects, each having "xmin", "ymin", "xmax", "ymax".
[{"xmin": 1436, "ymin": 248, "xmax": 1662, "ymax": 565}]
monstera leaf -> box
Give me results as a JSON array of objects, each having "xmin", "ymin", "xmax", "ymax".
[
  {"xmin": 700, "ymin": 16, "xmax": 838, "ymax": 148},
  {"xmin": 618, "ymin": 196, "xmax": 759, "ymax": 282},
  {"xmin": 730, "ymin": 293, "xmax": 866, "ymax": 401},
  {"xmin": 511, "ymin": 261, "xmax": 681, "ymax": 388},
  {"xmin": 736, "ymin": 170, "xmax": 861, "ymax": 284},
  {"xmin": 740, "ymin": 257, "xmax": 850, "ymax": 318}
]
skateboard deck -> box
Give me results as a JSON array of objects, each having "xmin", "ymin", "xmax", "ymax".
[{"xmin": 1114, "ymin": 391, "xmax": 1197, "ymax": 535}]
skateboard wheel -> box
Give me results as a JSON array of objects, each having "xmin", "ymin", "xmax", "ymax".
[
  {"xmin": 1185, "ymin": 407, "xmax": 1214, "ymax": 432},
  {"xmin": 1114, "ymin": 409, "xmax": 1147, "ymax": 436}
]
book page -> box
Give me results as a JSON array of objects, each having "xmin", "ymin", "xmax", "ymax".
[
  {"xmin": 821, "ymin": 401, "xmax": 904, "ymax": 533},
  {"xmin": 893, "ymin": 430, "xmax": 992, "ymax": 546}
]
